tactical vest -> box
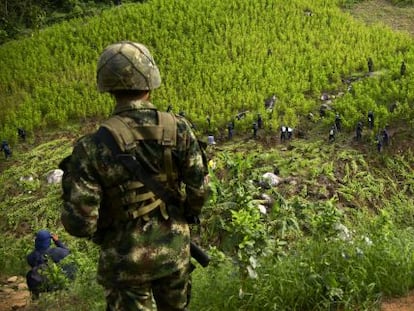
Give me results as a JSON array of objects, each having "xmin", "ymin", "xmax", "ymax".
[{"xmin": 101, "ymin": 111, "xmax": 179, "ymax": 221}]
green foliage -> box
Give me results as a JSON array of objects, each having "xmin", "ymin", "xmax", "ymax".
[
  {"xmin": 390, "ymin": 0, "xmax": 414, "ymax": 5},
  {"xmin": 0, "ymin": 128, "xmax": 414, "ymax": 309},
  {"xmin": 1, "ymin": 1, "xmax": 414, "ymax": 310},
  {"xmin": 1, "ymin": 0, "xmax": 414, "ymax": 143},
  {"xmin": 192, "ymin": 139, "xmax": 414, "ymax": 310}
]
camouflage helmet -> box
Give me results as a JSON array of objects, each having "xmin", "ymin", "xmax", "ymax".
[{"xmin": 97, "ymin": 41, "xmax": 161, "ymax": 92}]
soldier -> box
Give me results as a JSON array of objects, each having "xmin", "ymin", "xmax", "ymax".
[
  {"xmin": 59, "ymin": 41, "xmax": 209, "ymax": 311},
  {"xmin": 0, "ymin": 140, "xmax": 12, "ymax": 159},
  {"xmin": 367, "ymin": 111, "xmax": 374, "ymax": 130},
  {"xmin": 166, "ymin": 104, "xmax": 173, "ymax": 112}
]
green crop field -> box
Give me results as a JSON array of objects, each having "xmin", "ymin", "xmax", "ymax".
[{"xmin": 0, "ymin": 0, "xmax": 413, "ymax": 143}]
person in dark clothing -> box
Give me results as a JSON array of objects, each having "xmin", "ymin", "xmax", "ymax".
[
  {"xmin": 0, "ymin": 140, "xmax": 12, "ymax": 159},
  {"xmin": 356, "ymin": 122, "xmax": 363, "ymax": 141},
  {"xmin": 257, "ymin": 114, "xmax": 263, "ymax": 129},
  {"xmin": 252, "ymin": 123, "xmax": 258, "ymax": 139},
  {"xmin": 26, "ymin": 230, "xmax": 74, "ymax": 299},
  {"xmin": 381, "ymin": 128, "xmax": 389, "ymax": 146},
  {"xmin": 27, "ymin": 230, "xmax": 70, "ymax": 268},
  {"xmin": 329, "ymin": 125, "xmax": 336, "ymax": 142},
  {"xmin": 18, "ymin": 128, "xmax": 26, "ymax": 141},
  {"xmin": 206, "ymin": 115, "xmax": 211, "ymax": 128},
  {"xmin": 376, "ymin": 135, "xmax": 383, "ymax": 153},
  {"xmin": 280, "ymin": 126, "xmax": 287, "ymax": 142},
  {"xmin": 335, "ymin": 114, "xmax": 341, "ymax": 132},
  {"xmin": 319, "ymin": 104, "xmax": 328, "ymax": 118},
  {"xmin": 367, "ymin": 111, "xmax": 374, "ymax": 130},
  {"xmin": 400, "ymin": 61, "xmax": 406, "ymax": 76},
  {"xmin": 287, "ymin": 127, "xmax": 293, "ymax": 140},
  {"xmin": 166, "ymin": 104, "xmax": 173, "ymax": 112},
  {"xmin": 367, "ymin": 57, "xmax": 374, "ymax": 73},
  {"xmin": 227, "ymin": 122, "xmax": 233, "ymax": 140}
]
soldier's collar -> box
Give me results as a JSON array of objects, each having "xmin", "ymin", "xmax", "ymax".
[{"xmin": 113, "ymin": 99, "xmax": 157, "ymax": 114}]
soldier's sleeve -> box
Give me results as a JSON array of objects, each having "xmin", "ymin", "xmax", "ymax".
[
  {"xmin": 179, "ymin": 120, "xmax": 209, "ymax": 217},
  {"xmin": 60, "ymin": 137, "xmax": 102, "ymax": 239}
]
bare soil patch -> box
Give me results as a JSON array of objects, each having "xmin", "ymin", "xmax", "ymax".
[
  {"xmin": 349, "ymin": 0, "xmax": 414, "ymax": 37},
  {"xmin": 381, "ymin": 290, "xmax": 414, "ymax": 311}
]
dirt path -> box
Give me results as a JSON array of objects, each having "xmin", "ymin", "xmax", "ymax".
[
  {"xmin": 0, "ymin": 276, "xmax": 31, "ymax": 311},
  {"xmin": 381, "ymin": 291, "xmax": 414, "ymax": 311}
]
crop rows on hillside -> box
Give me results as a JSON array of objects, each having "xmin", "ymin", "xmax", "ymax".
[{"xmin": 0, "ymin": 0, "xmax": 413, "ymax": 142}]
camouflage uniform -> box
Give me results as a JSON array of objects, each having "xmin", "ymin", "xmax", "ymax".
[{"xmin": 60, "ymin": 41, "xmax": 208, "ymax": 311}]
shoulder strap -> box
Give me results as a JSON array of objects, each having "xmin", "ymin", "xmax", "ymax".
[
  {"xmin": 101, "ymin": 112, "xmax": 177, "ymax": 188},
  {"xmin": 101, "ymin": 112, "xmax": 177, "ymax": 151},
  {"xmin": 95, "ymin": 127, "xmax": 182, "ymax": 208},
  {"xmin": 157, "ymin": 111, "xmax": 177, "ymax": 187}
]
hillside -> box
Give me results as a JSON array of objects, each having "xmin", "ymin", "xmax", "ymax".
[
  {"xmin": 0, "ymin": 0, "xmax": 414, "ymax": 310},
  {"xmin": 0, "ymin": 0, "xmax": 413, "ymax": 142}
]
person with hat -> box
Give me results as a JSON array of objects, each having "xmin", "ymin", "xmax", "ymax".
[{"xmin": 26, "ymin": 230, "xmax": 71, "ymax": 298}]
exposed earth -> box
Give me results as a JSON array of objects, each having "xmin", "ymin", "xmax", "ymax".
[{"xmin": 381, "ymin": 293, "xmax": 414, "ymax": 311}]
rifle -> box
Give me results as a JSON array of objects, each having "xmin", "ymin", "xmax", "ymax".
[
  {"xmin": 96, "ymin": 127, "xmax": 210, "ymax": 268},
  {"xmin": 190, "ymin": 241, "xmax": 210, "ymax": 268}
]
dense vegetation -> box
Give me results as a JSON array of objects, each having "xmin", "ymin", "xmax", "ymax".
[
  {"xmin": 0, "ymin": 0, "xmax": 143, "ymax": 44},
  {"xmin": 1, "ymin": 131, "xmax": 414, "ymax": 310},
  {"xmin": 0, "ymin": 0, "xmax": 414, "ymax": 310},
  {"xmin": 0, "ymin": 0, "xmax": 413, "ymax": 144}
]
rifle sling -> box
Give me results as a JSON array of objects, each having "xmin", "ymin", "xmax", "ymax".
[{"xmin": 96, "ymin": 127, "xmax": 182, "ymax": 210}]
